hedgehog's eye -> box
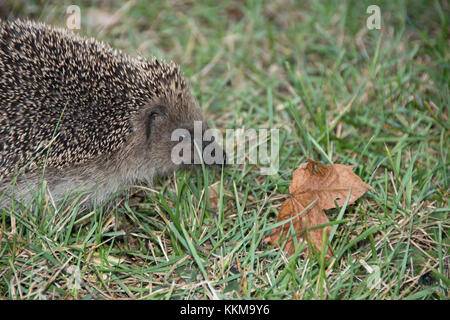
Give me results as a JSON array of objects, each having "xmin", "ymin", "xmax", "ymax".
[
  {"xmin": 149, "ymin": 111, "xmax": 160, "ymax": 120},
  {"xmin": 146, "ymin": 110, "xmax": 162, "ymax": 139}
]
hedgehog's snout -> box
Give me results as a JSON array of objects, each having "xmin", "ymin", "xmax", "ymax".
[{"xmin": 170, "ymin": 128, "xmax": 226, "ymax": 167}]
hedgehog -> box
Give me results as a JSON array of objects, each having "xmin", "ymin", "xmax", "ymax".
[{"xmin": 0, "ymin": 19, "xmax": 225, "ymax": 207}]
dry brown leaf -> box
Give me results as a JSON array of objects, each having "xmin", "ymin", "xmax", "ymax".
[{"xmin": 264, "ymin": 159, "xmax": 373, "ymax": 259}]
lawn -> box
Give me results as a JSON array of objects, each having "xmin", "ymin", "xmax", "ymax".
[{"xmin": 0, "ymin": 0, "xmax": 448, "ymax": 299}]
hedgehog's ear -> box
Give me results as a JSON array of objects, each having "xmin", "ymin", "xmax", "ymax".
[{"xmin": 145, "ymin": 105, "xmax": 167, "ymax": 140}]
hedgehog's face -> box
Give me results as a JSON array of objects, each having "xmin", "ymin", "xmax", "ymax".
[{"xmin": 133, "ymin": 90, "xmax": 226, "ymax": 179}]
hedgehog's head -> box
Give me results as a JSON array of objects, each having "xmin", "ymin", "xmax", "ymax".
[{"xmin": 127, "ymin": 65, "xmax": 226, "ymax": 182}]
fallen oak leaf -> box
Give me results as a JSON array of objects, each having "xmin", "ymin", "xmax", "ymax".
[{"xmin": 264, "ymin": 159, "xmax": 373, "ymax": 259}]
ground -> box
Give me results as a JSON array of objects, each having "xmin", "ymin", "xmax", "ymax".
[{"xmin": 0, "ymin": 0, "xmax": 448, "ymax": 299}]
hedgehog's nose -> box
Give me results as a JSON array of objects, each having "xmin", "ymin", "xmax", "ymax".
[{"xmin": 202, "ymin": 138, "xmax": 227, "ymax": 166}]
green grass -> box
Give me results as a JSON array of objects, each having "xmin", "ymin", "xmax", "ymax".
[{"xmin": 1, "ymin": 0, "xmax": 448, "ymax": 299}]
